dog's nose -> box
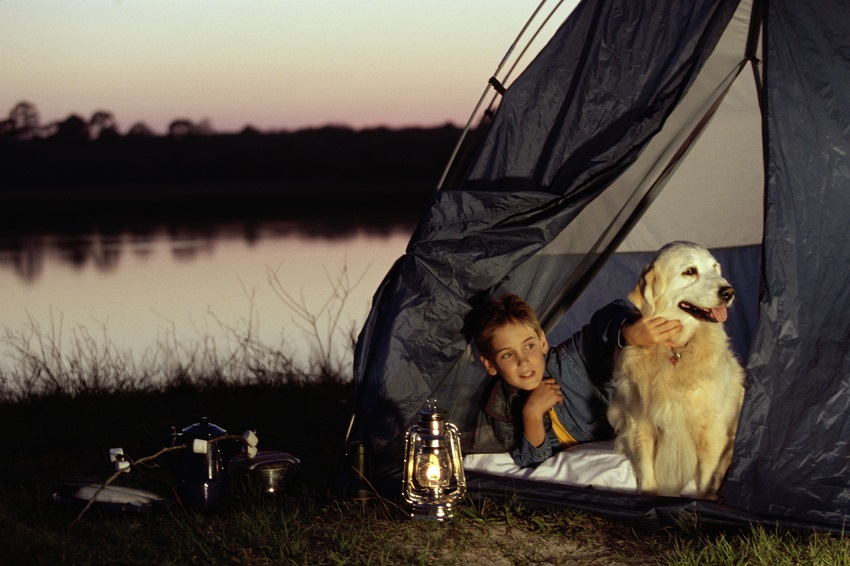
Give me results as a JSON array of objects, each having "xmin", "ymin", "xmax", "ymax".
[{"xmin": 719, "ymin": 285, "xmax": 735, "ymax": 302}]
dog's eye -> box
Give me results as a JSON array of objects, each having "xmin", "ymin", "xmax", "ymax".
[{"xmin": 683, "ymin": 267, "xmax": 698, "ymax": 276}]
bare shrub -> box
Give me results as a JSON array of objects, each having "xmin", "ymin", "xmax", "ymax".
[
  {"xmin": 267, "ymin": 262, "xmax": 366, "ymax": 381},
  {"xmin": 0, "ymin": 267, "xmax": 364, "ymax": 400},
  {"xmin": 0, "ymin": 309, "xmax": 152, "ymax": 400}
]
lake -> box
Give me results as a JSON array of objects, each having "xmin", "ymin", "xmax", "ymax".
[{"xmin": 0, "ymin": 220, "xmax": 413, "ymax": 385}]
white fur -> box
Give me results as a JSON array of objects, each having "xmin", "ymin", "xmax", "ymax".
[{"xmin": 607, "ymin": 241, "xmax": 745, "ymax": 498}]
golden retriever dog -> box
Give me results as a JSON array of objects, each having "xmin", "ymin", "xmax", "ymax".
[{"xmin": 607, "ymin": 241, "xmax": 745, "ymax": 499}]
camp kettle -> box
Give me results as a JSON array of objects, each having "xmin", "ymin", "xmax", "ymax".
[{"xmin": 171, "ymin": 417, "xmax": 232, "ymax": 511}]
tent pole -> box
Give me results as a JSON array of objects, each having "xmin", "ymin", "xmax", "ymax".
[{"xmin": 436, "ymin": 0, "xmax": 571, "ymax": 191}]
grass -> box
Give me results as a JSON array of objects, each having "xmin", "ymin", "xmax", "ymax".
[{"xmin": 1, "ymin": 320, "xmax": 848, "ymax": 564}]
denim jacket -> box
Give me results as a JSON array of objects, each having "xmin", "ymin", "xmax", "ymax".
[{"xmin": 483, "ymin": 299, "xmax": 639, "ymax": 467}]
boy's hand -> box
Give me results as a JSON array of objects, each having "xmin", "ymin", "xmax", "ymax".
[
  {"xmin": 524, "ymin": 378, "xmax": 562, "ymax": 419},
  {"xmin": 623, "ymin": 316, "xmax": 682, "ymax": 348},
  {"xmin": 522, "ymin": 378, "xmax": 562, "ymax": 448}
]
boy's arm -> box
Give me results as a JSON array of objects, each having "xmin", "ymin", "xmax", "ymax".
[
  {"xmin": 578, "ymin": 299, "xmax": 641, "ymax": 373},
  {"xmin": 510, "ymin": 379, "xmax": 563, "ymax": 467},
  {"xmin": 522, "ymin": 409, "xmax": 547, "ymax": 448},
  {"xmin": 511, "ymin": 429, "xmax": 559, "ymax": 468},
  {"xmin": 621, "ymin": 316, "xmax": 682, "ymax": 347},
  {"xmin": 521, "ymin": 378, "xmax": 562, "ymax": 447}
]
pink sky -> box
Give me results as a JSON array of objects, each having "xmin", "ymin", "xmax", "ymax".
[{"xmin": 1, "ymin": 1, "xmax": 574, "ymax": 134}]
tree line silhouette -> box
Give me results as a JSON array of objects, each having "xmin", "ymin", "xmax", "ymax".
[
  {"xmin": 1, "ymin": 101, "xmax": 462, "ymax": 233},
  {"xmin": 0, "ymin": 101, "xmax": 220, "ymax": 142}
]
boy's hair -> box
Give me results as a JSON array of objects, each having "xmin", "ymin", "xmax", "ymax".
[{"xmin": 472, "ymin": 293, "xmax": 543, "ymax": 358}]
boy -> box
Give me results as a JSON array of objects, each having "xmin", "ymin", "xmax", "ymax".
[{"xmin": 472, "ymin": 294, "xmax": 680, "ymax": 467}]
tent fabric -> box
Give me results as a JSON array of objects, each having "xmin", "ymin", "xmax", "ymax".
[
  {"xmin": 464, "ymin": 471, "xmax": 850, "ymax": 533},
  {"xmin": 351, "ymin": 0, "xmax": 850, "ymax": 530},
  {"xmin": 724, "ymin": 1, "xmax": 850, "ymax": 527}
]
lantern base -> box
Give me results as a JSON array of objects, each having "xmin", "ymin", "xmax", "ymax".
[{"xmin": 410, "ymin": 501, "xmax": 456, "ymax": 521}]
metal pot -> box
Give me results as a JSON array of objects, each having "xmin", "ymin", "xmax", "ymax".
[
  {"xmin": 230, "ymin": 451, "xmax": 300, "ymax": 495},
  {"xmin": 171, "ymin": 417, "xmax": 238, "ymax": 512},
  {"xmin": 172, "ymin": 417, "xmax": 229, "ymax": 482}
]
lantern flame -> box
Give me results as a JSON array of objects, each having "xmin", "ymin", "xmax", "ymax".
[
  {"xmin": 417, "ymin": 451, "xmax": 446, "ymax": 488},
  {"xmin": 426, "ymin": 461, "xmax": 441, "ymax": 484}
]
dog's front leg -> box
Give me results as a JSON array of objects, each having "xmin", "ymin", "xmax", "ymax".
[
  {"xmin": 694, "ymin": 428, "xmax": 733, "ymax": 499},
  {"xmin": 633, "ymin": 422, "xmax": 659, "ymax": 494}
]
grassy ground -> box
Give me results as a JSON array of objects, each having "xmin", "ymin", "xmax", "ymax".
[{"xmin": 1, "ymin": 334, "xmax": 848, "ymax": 564}]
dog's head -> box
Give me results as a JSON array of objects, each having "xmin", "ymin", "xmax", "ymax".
[{"xmin": 628, "ymin": 241, "xmax": 735, "ymax": 338}]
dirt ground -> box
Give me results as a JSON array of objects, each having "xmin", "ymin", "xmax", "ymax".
[
  {"xmin": 390, "ymin": 518, "xmax": 670, "ymax": 565},
  {"xmin": 440, "ymin": 523, "xmax": 641, "ymax": 565}
]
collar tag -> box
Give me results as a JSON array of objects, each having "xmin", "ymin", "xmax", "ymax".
[{"xmin": 670, "ymin": 350, "xmax": 681, "ymax": 365}]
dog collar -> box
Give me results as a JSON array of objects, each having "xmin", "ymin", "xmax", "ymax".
[{"xmin": 670, "ymin": 349, "xmax": 682, "ymax": 365}]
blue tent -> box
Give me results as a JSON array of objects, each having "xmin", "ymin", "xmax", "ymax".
[{"xmin": 351, "ymin": 0, "xmax": 850, "ymax": 530}]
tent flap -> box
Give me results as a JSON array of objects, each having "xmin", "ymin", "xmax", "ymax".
[{"xmin": 724, "ymin": 0, "xmax": 850, "ymax": 527}]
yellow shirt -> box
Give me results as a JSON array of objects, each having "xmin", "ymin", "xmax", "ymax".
[{"xmin": 548, "ymin": 407, "xmax": 578, "ymax": 447}]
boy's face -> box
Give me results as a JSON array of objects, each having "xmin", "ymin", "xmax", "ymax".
[{"xmin": 480, "ymin": 321, "xmax": 549, "ymax": 391}]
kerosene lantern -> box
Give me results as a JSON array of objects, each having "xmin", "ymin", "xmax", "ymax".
[{"xmin": 402, "ymin": 398, "xmax": 466, "ymax": 520}]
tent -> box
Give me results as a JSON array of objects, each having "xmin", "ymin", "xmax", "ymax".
[{"xmin": 349, "ymin": 0, "xmax": 850, "ymax": 531}]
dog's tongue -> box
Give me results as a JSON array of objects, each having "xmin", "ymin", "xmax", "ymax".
[{"xmin": 712, "ymin": 305, "xmax": 728, "ymax": 323}]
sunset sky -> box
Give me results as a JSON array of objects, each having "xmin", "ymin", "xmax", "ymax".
[{"xmin": 1, "ymin": 1, "xmax": 572, "ymax": 134}]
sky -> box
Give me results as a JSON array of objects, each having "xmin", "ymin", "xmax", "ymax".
[{"xmin": 1, "ymin": 0, "xmax": 569, "ymax": 134}]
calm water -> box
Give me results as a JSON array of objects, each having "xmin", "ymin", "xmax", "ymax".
[{"xmin": 0, "ymin": 221, "xmax": 412, "ymax": 379}]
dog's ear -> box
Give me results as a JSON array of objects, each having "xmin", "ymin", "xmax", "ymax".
[{"xmin": 629, "ymin": 265, "xmax": 657, "ymax": 316}]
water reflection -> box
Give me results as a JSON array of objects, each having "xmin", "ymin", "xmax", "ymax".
[
  {"xmin": 0, "ymin": 217, "xmax": 414, "ymax": 380},
  {"xmin": 0, "ymin": 218, "xmax": 416, "ymax": 283}
]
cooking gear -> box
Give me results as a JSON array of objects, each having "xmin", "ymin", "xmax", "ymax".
[
  {"xmin": 230, "ymin": 451, "xmax": 300, "ymax": 495},
  {"xmin": 171, "ymin": 417, "xmax": 237, "ymax": 511}
]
